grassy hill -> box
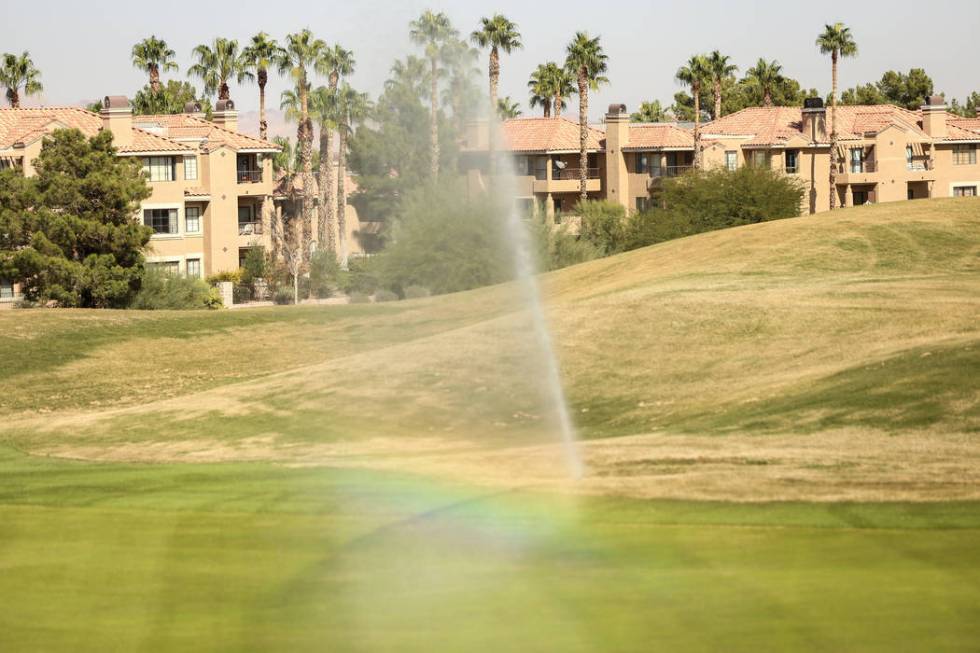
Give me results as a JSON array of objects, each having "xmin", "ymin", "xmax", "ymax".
[{"xmin": 1, "ymin": 198, "xmax": 979, "ymax": 651}]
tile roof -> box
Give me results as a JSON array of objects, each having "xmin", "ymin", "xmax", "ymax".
[
  {"xmin": 621, "ymin": 123, "xmax": 694, "ymax": 150},
  {"xmin": 0, "ymin": 106, "xmax": 279, "ymax": 154},
  {"xmin": 499, "ymin": 117, "xmax": 604, "ymax": 152}
]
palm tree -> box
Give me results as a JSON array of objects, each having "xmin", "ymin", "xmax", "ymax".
[
  {"xmin": 335, "ymin": 84, "xmax": 372, "ymax": 268},
  {"xmin": 188, "ymin": 38, "xmax": 252, "ymax": 101},
  {"xmin": 565, "ymin": 32, "xmax": 609, "ymax": 200},
  {"xmin": 440, "ymin": 39, "xmax": 480, "ymax": 133},
  {"xmin": 243, "ymin": 33, "xmax": 285, "ymax": 140},
  {"xmin": 676, "ymin": 54, "xmax": 709, "ymax": 168},
  {"xmin": 276, "ymin": 30, "xmax": 328, "ymax": 258},
  {"xmin": 322, "ymin": 45, "xmax": 355, "ymax": 91},
  {"xmin": 817, "ymin": 22, "xmax": 858, "ymax": 210},
  {"xmin": 410, "ymin": 10, "xmax": 457, "ymax": 178},
  {"xmin": 630, "ymin": 100, "xmax": 669, "ymax": 123},
  {"xmin": 0, "ymin": 52, "xmax": 43, "ymax": 108},
  {"xmin": 471, "ymin": 14, "xmax": 522, "ymax": 174},
  {"xmin": 497, "ymin": 96, "xmax": 521, "ymax": 119},
  {"xmin": 309, "ymin": 86, "xmax": 339, "ymax": 253},
  {"xmin": 131, "ymin": 37, "xmax": 178, "ymax": 93},
  {"xmin": 746, "ymin": 58, "xmax": 784, "ymax": 107},
  {"xmin": 527, "ymin": 64, "xmax": 553, "ymax": 117},
  {"xmin": 706, "ymin": 50, "xmax": 737, "ymax": 120},
  {"xmin": 272, "ymin": 136, "xmax": 294, "ymax": 175}
]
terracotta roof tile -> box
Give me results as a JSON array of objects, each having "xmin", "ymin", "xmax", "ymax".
[
  {"xmin": 499, "ymin": 117, "xmax": 603, "ymax": 152},
  {"xmin": 137, "ymin": 114, "xmax": 279, "ymax": 151},
  {"xmin": 621, "ymin": 123, "xmax": 693, "ymax": 150}
]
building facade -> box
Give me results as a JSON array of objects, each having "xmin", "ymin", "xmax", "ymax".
[
  {"xmin": 464, "ymin": 97, "xmax": 980, "ymax": 219},
  {"xmin": 0, "ymin": 96, "xmax": 279, "ymax": 304}
]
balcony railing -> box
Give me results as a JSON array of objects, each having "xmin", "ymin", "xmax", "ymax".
[
  {"xmin": 650, "ymin": 165, "xmax": 694, "ymax": 178},
  {"xmin": 553, "ymin": 167, "xmax": 600, "ymax": 180},
  {"xmin": 907, "ymin": 159, "xmax": 934, "ymax": 171},
  {"xmin": 238, "ymin": 221, "xmax": 264, "ymax": 236},
  {"xmin": 839, "ymin": 161, "xmax": 877, "ymax": 174},
  {"xmin": 237, "ymin": 169, "xmax": 263, "ymax": 184}
]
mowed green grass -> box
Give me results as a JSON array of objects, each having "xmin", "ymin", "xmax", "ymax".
[
  {"xmin": 1, "ymin": 198, "xmax": 980, "ymax": 651},
  {"xmin": 2, "ymin": 446, "xmax": 979, "ymax": 653}
]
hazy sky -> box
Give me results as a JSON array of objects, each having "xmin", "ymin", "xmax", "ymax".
[{"xmin": 4, "ymin": 0, "xmax": 979, "ymax": 127}]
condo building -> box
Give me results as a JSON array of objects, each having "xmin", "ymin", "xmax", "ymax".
[
  {"xmin": 464, "ymin": 97, "xmax": 980, "ymax": 218},
  {"xmin": 0, "ymin": 96, "xmax": 279, "ymax": 303}
]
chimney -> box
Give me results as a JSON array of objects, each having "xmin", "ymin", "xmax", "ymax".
[
  {"xmin": 921, "ymin": 95, "xmax": 947, "ymax": 138},
  {"xmin": 183, "ymin": 100, "xmax": 205, "ymax": 120},
  {"xmin": 801, "ymin": 97, "xmax": 826, "ymax": 142},
  {"xmin": 100, "ymin": 95, "xmax": 133, "ymax": 147},
  {"xmin": 604, "ymin": 103, "xmax": 630, "ymax": 210},
  {"xmin": 212, "ymin": 98, "xmax": 238, "ymax": 132}
]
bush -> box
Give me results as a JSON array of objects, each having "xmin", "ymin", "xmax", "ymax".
[
  {"xmin": 577, "ymin": 200, "xmax": 629, "ymax": 255},
  {"xmin": 348, "ymin": 291, "xmax": 371, "ymax": 304},
  {"xmin": 403, "ymin": 285, "xmax": 431, "ymax": 299},
  {"xmin": 273, "ymin": 287, "xmax": 294, "ymax": 305},
  {"xmin": 206, "ymin": 269, "xmax": 241, "ymax": 284},
  {"xmin": 375, "ymin": 180, "xmax": 512, "ymax": 296},
  {"xmin": 309, "ymin": 249, "xmax": 340, "ymax": 298},
  {"xmin": 342, "ymin": 257, "xmax": 380, "ymax": 295},
  {"xmin": 131, "ymin": 268, "xmax": 221, "ymax": 310},
  {"xmin": 528, "ymin": 213, "xmax": 600, "ymax": 272},
  {"xmin": 374, "ymin": 289, "xmax": 399, "ymax": 302}
]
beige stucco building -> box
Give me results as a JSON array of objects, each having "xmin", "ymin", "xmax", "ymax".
[
  {"xmin": 464, "ymin": 97, "xmax": 980, "ymax": 219},
  {"xmin": 0, "ymin": 96, "xmax": 279, "ymax": 303}
]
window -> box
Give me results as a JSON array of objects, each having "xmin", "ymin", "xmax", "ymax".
[
  {"xmin": 185, "ymin": 206, "xmax": 201, "ymax": 234},
  {"xmin": 850, "ymin": 148, "xmax": 864, "ymax": 173},
  {"xmin": 148, "ymin": 261, "xmax": 179, "ymax": 275},
  {"xmin": 144, "ymin": 208, "xmax": 178, "ymax": 235},
  {"xmin": 853, "ymin": 190, "xmax": 868, "ymax": 206},
  {"xmin": 141, "ymin": 157, "xmax": 175, "ymax": 182},
  {"xmin": 636, "ymin": 197, "xmax": 652, "ymax": 212},
  {"xmin": 785, "ymin": 150, "xmax": 799, "ymax": 173},
  {"xmin": 725, "ymin": 151, "xmax": 738, "ymax": 171},
  {"xmin": 651, "ymin": 154, "xmax": 661, "ymax": 177},
  {"xmin": 0, "ymin": 279, "xmax": 13, "ymax": 300},
  {"xmin": 185, "ymin": 258, "xmax": 201, "ymax": 278},
  {"xmin": 953, "ymin": 145, "xmax": 977, "ymax": 166},
  {"xmin": 183, "ymin": 156, "xmax": 198, "ymax": 181},
  {"xmin": 751, "ymin": 151, "xmax": 768, "ymax": 168},
  {"xmin": 636, "ymin": 153, "xmax": 650, "ymax": 175},
  {"xmin": 953, "ymin": 186, "xmax": 977, "ymax": 197}
]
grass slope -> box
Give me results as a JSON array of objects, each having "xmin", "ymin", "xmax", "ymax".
[{"xmin": 1, "ymin": 198, "xmax": 979, "ymax": 650}]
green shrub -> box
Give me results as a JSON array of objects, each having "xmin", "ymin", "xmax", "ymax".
[
  {"xmin": 206, "ymin": 269, "xmax": 241, "ymax": 284},
  {"xmin": 577, "ymin": 200, "xmax": 629, "ymax": 255},
  {"xmin": 374, "ymin": 289, "xmax": 399, "ymax": 302},
  {"xmin": 273, "ymin": 287, "xmax": 294, "ymax": 305},
  {"xmin": 403, "ymin": 285, "xmax": 431, "ymax": 299},
  {"xmin": 239, "ymin": 247, "xmax": 267, "ymax": 287},
  {"xmin": 342, "ymin": 257, "xmax": 380, "ymax": 295},
  {"xmin": 528, "ymin": 213, "xmax": 599, "ymax": 271},
  {"xmin": 131, "ymin": 268, "xmax": 220, "ymax": 310},
  {"xmin": 309, "ymin": 249, "xmax": 340, "ymax": 298}
]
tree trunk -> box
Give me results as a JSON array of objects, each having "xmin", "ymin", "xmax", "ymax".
[
  {"xmin": 488, "ymin": 46, "xmax": 499, "ymax": 175},
  {"xmin": 299, "ymin": 80, "xmax": 315, "ymax": 262},
  {"xmin": 578, "ymin": 68, "xmax": 588, "ymax": 202},
  {"xmin": 219, "ymin": 81, "xmax": 230, "ymax": 101},
  {"xmin": 9, "ymin": 89, "xmax": 19, "ymax": 109},
  {"xmin": 543, "ymin": 99, "xmax": 551, "ymax": 118},
  {"xmin": 337, "ymin": 125, "xmax": 349, "ymax": 269},
  {"xmin": 763, "ymin": 89, "xmax": 772, "ymax": 107},
  {"xmin": 714, "ymin": 78, "xmax": 722, "ymax": 120},
  {"xmin": 258, "ymin": 68, "xmax": 268, "ymax": 140},
  {"xmin": 150, "ymin": 65, "xmax": 161, "ymax": 93},
  {"xmin": 429, "ymin": 56, "xmax": 439, "ymax": 178},
  {"xmin": 693, "ymin": 82, "xmax": 702, "ymax": 169},
  {"xmin": 554, "ymin": 93, "xmax": 562, "ymax": 118},
  {"xmin": 317, "ymin": 124, "xmax": 337, "ymax": 254},
  {"xmin": 828, "ymin": 51, "xmax": 839, "ymax": 211}
]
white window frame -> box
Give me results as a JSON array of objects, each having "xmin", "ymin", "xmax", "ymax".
[
  {"xmin": 953, "ymin": 145, "xmax": 977, "ymax": 166},
  {"xmin": 953, "ymin": 185, "xmax": 977, "ymax": 197},
  {"xmin": 183, "ymin": 156, "xmax": 198, "ymax": 181},
  {"xmin": 185, "ymin": 206, "xmax": 202, "ymax": 234},
  {"xmin": 725, "ymin": 151, "xmax": 738, "ymax": 171},
  {"xmin": 144, "ymin": 207, "xmax": 178, "ymax": 235},
  {"xmin": 185, "ymin": 258, "xmax": 202, "ymax": 278},
  {"xmin": 141, "ymin": 156, "xmax": 176, "ymax": 182}
]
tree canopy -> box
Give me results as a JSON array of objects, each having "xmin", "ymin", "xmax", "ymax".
[{"xmin": 0, "ymin": 129, "xmax": 153, "ymax": 307}]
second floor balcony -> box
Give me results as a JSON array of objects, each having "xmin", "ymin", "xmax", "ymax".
[
  {"xmin": 238, "ymin": 219, "xmax": 264, "ymax": 236},
  {"xmin": 237, "ymin": 168, "xmax": 263, "ymax": 184}
]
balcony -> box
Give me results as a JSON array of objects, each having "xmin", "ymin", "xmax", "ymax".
[
  {"xmin": 238, "ymin": 220, "xmax": 264, "ymax": 236},
  {"xmin": 237, "ymin": 169, "xmax": 263, "ymax": 184},
  {"xmin": 533, "ymin": 167, "xmax": 601, "ymax": 194}
]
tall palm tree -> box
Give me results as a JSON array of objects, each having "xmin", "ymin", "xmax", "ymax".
[
  {"xmin": 243, "ymin": 33, "xmax": 285, "ymax": 140},
  {"xmin": 322, "ymin": 45, "xmax": 355, "ymax": 91},
  {"xmin": 706, "ymin": 50, "xmax": 737, "ymax": 120},
  {"xmin": 565, "ymin": 32, "xmax": 609, "ymax": 201},
  {"xmin": 497, "ymin": 96, "xmax": 521, "ymax": 119},
  {"xmin": 131, "ymin": 36, "xmax": 177, "ymax": 93},
  {"xmin": 335, "ymin": 84, "xmax": 372, "ymax": 269},
  {"xmin": 188, "ymin": 38, "xmax": 251, "ymax": 101},
  {"xmin": 276, "ymin": 30, "xmax": 328, "ymax": 258},
  {"xmin": 309, "ymin": 86, "xmax": 339, "ymax": 254},
  {"xmin": 746, "ymin": 58, "xmax": 784, "ymax": 107},
  {"xmin": 471, "ymin": 14, "xmax": 522, "ymax": 174},
  {"xmin": 0, "ymin": 52, "xmax": 43, "ymax": 108},
  {"xmin": 440, "ymin": 39, "xmax": 480, "ymax": 133},
  {"xmin": 527, "ymin": 61, "xmax": 574, "ymax": 119},
  {"xmin": 817, "ymin": 22, "xmax": 858, "ymax": 210},
  {"xmin": 676, "ymin": 55, "xmax": 709, "ymax": 169},
  {"xmin": 410, "ymin": 10, "xmax": 457, "ymax": 178}
]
